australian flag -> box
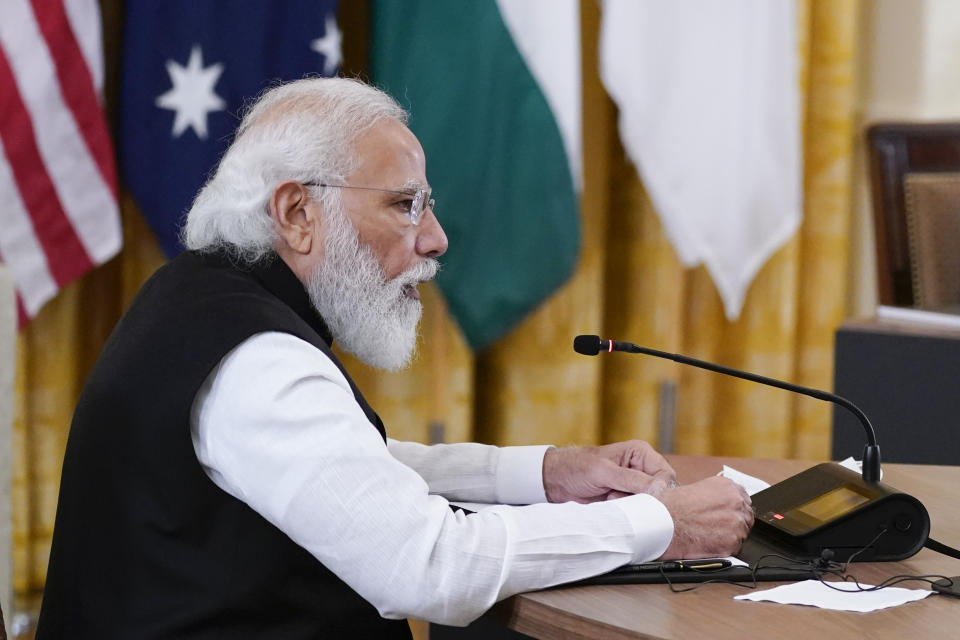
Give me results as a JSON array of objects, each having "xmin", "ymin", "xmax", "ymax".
[{"xmin": 119, "ymin": 1, "xmax": 340, "ymax": 257}]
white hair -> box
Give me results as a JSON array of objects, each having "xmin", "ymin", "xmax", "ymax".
[{"xmin": 182, "ymin": 77, "xmax": 409, "ymax": 263}]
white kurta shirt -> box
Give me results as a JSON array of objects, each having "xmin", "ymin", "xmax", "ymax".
[{"xmin": 191, "ymin": 331, "xmax": 674, "ymax": 626}]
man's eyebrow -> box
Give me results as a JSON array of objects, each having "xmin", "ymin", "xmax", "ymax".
[{"xmin": 393, "ymin": 178, "xmax": 429, "ymax": 193}]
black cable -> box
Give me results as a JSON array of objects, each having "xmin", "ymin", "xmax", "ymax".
[
  {"xmin": 876, "ymin": 575, "xmax": 954, "ymax": 589},
  {"xmin": 663, "ymin": 553, "xmax": 814, "ymax": 593},
  {"xmin": 808, "ymin": 530, "xmax": 955, "ymax": 594},
  {"xmin": 661, "ymin": 530, "xmax": 955, "ymax": 595},
  {"xmin": 662, "ymin": 563, "xmax": 758, "ymax": 593},
  {"xmin": 842, "ymin": 528, "xmax": 887, "ymax": 572},
  {"xmin": 812, "ymin": 570, "xmax": 953, "ymax": 593},
  {"xmin": 925, "ymin": 537, "xmax": 960, "ymax": 560}
]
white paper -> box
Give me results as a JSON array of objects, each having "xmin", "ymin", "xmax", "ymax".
[
  {"xmin": 718, "ymin": 465, "xmax": 771, "ymax": 496},
  {"xmin": 877, "ymin": 305, "xmax": 960, "ymax": 329},
  {"xmin": 720, "ymin": 556, "xmax": 749, "ymax": 568},
  {"xmin": 837, "ymin": 456, "xmax": 883, "ymax": 481},
  {"xmin": 734, "ymin": 579, "xmax": 932, "ymax": 612},
  {"xmin": 720, "ymin": 459, "xmax": 880, "ymax": 495}
]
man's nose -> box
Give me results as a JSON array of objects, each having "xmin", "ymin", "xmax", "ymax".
[{"xmin": 416, "ymin": 208, "xmax": 448, "ymax": 258}]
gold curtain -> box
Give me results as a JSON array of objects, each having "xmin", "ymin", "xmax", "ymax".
[
  {"xmin": 10, "ymin": 0, "xmax": 860, "ymax": 616},
  {"xmin": 349, "ymin": 0, "xmax": 861, "ymax": 459}
]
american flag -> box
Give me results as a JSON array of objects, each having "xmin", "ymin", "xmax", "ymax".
[{"xmin": 0, "ymin": 0, "xmax": 121, "ymax": 327}]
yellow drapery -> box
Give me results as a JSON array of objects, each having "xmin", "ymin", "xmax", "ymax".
[{"xmin": 10, "ymin": 0, "xmax": 859, "ymax": 614}]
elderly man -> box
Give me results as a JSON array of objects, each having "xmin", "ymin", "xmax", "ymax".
[{"xmin": 37, "ymin": 78, "xmax": 752, "ymax": 638}]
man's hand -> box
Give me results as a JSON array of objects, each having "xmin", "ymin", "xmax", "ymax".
[
  {"xmin": 543, "ymin": 440, "xmax": 677, "ymax": 504},
  {"xmin": 657, "ymin": 476, "xmax": 754, "ymax": 559}
]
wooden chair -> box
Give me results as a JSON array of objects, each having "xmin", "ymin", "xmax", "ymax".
[{"xmin": 867, "ymin": 123, "xmax": 960, "ymax": 308}]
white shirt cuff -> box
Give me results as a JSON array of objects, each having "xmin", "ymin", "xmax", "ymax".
[
  {"xmin": 494, "ymin": 445, "xmax": 552, "ymax": 505},
  {"xmin": 613, "ymin": 494, "xmax": 675, "ymax": 562}
]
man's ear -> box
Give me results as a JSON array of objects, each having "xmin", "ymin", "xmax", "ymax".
[{"xmin": 270, "ymin": 181, "xmax": 318, "ymax": 255}]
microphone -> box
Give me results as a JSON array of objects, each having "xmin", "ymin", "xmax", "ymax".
[{"xmin": 573, "ymin": 334, "xmax": 882, "ymax": 484}]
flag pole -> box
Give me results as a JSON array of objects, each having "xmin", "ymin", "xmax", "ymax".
[{"xmin": 427, "ymin": 285, "xmax": 449, "ymax": 445}]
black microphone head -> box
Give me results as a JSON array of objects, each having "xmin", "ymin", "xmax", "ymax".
[{"xmin": 573, "ymin": 335, "xmax": 602, "ymax": 356}]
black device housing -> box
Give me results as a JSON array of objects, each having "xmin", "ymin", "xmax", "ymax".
[{"xmin": 750, "ymin": 462, "xmax": 929, "ymax": 562}]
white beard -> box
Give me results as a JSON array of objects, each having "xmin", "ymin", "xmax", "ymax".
[{"xmin": 305, "ymin": 206, "xmax": 438, "ymax": 371}]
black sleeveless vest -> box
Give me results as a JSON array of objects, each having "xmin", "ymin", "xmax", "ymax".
[{"xmin": 37, "ymin": 251, "xmax": 412, "ymax": 639}]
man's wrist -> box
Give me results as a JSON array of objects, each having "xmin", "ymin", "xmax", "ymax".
[{"xmin": 542, "ymin": 445, "xmax": 581, "ymax": 503}]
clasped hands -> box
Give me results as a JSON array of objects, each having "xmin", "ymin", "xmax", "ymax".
[{"xmin": 542, "ymin": 441, "xmax": 754, "ymax": 559}]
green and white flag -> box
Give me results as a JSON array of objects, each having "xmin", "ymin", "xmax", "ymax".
[{"xmin": 371, "ymin": 0, "xmax": 581, "ymax": 349}]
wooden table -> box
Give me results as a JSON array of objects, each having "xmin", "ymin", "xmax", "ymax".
[{"xmin": 484, "ymin": 456, "xmax": 960, "ymax": 639}]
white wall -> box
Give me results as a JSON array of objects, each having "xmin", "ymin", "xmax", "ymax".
[
  {"xmin": 919, "ymin": 2, "xmax": 960, "ymax": 119},
  {"xmin": 850, "ymin": 0, "xmax": 960, "ymax": 317}
]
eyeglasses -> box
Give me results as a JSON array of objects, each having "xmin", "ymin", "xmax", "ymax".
[{"xmin": 304, "ymin": 182, "xmax": 435, "ymax": 226}]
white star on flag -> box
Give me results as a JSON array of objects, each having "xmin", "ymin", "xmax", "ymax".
[
  {"xmin": 310, "ymin": 14, "xmax": 341, "ymax": 75},
  {"xmin": 155, "ymin": 45, "xmax": 226, "ymax": 139}
]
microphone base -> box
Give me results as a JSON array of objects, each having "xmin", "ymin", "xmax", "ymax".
[{"xmin": 751, "ymin": 462, "xmax": 929, "ymax": 562}]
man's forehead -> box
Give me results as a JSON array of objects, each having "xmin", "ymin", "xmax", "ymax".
[
  {"xmin": 352, "ymin": 120, "xmax": 429, "ymax": 189},
  {"xmin": 357, "ymin": 118, "xmax": 421, "ymax": 153}
]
